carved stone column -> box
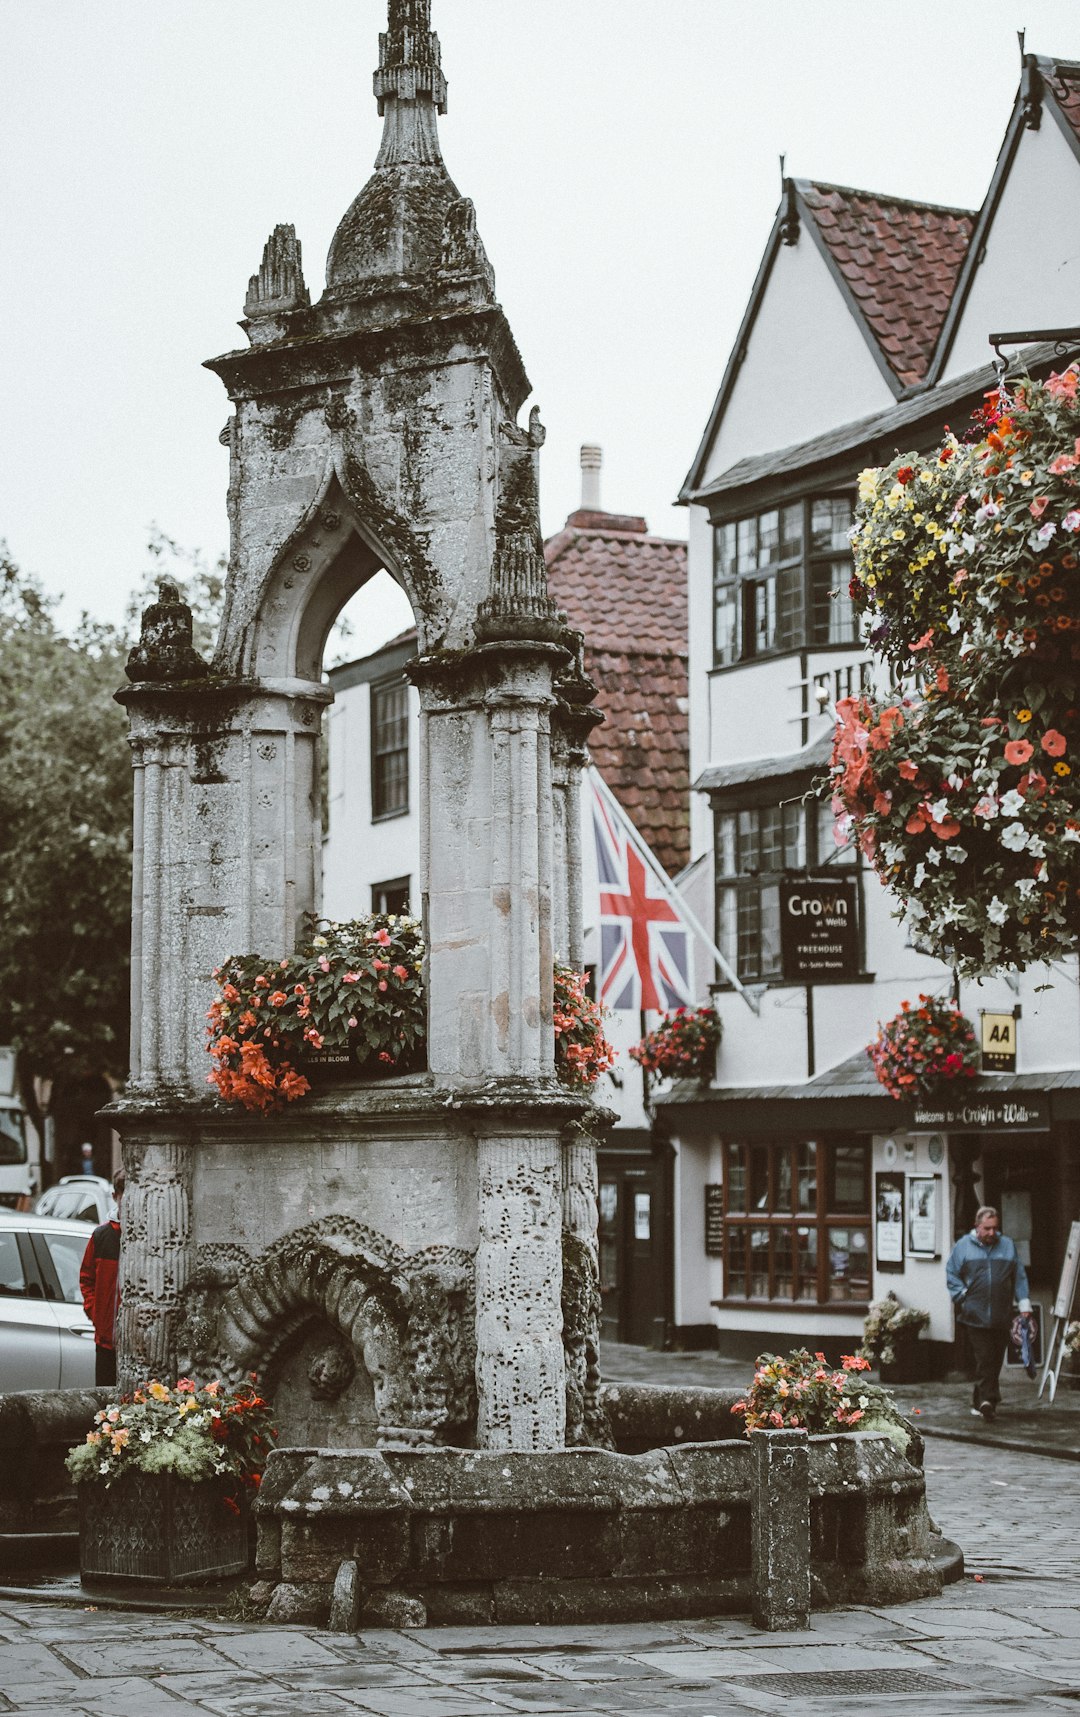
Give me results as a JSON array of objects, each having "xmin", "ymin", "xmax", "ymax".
[
  {"xmin": 474, "ymin": 1130, "xmax": 565, "ymax": 1450},
  {"xmin": 116, "ymin": 1131, "xmax": 195, "ymax": 1392},
  {"xmin": 561, "ymin": 1126, "xmax": 605, "ymax": 1445}
]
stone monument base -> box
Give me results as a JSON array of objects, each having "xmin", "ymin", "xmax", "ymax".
[{"xmin": 251, "ymin": 1388, "xmax": 954, "ymax": 1628}]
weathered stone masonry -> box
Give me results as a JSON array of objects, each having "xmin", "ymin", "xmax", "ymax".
[{"xmin": 110, "ymin": 0, "xmax": 605, "ymax": 1454}]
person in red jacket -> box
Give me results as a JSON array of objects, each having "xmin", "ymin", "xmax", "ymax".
[{"xmin": 79, "ymin": 1169, "xmax": 124, "ymax": 1386}]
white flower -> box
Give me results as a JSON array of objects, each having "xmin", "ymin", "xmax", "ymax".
[
  {"xmin": 1000, "ymin": 822, "xmax": 1029, "ymax": 851},
  {"xmin": 1063, "ymin": 827, "xmax": 1080, "ymax": 844},
  {"xmin": 1027, "ymin": 834, "xmax": 1047, "ymax": 858},
  {"xmin": 987, "ymin": 897, "xmax": 1008, "ymax": 925},
  {"xmin": 927, "ymin": 798, "xmax": 949, "ymax": 822},
  {"xmin": 913, "ymin": 863, "xmax": 928, "ymax": 890},
  {"xmin": 945, "ymin": 845, "xmax": 968, "ymax": 864},
  {"xmin": 1016, "ymin": 878, "xmax": 1038, "ymax": 899},
  {"xmin": 99, "ymin": 1461, "xmax": 110, "ymax": 1475},
  {"xmin": 1037, "ymin": 522, "xmax": 1057, "ymax": 543},
  {"xmin": 1000, "ymin": 789, "xmax": 1025, "ymax": 817},
  {"xmin": 140, "ymin": 1430, "xmax": 152, "ymax": 1444},
  {"xmin": 1063, "ymin": 510, "xmax": 1080, "ymax": 533},
  {"xmin": 947, "ymin": 608, "xmax": 963, "ymax": 633},
  {"xmin": 926, "ymin": 846, "xmax": 942, "ymax": 866},
  {"xmin": 973, "ymin": 795, "xmax": 998, "ymax": 820},
  {"xmin": 974, "ymin": 501, "xmax": 1000, "ymax": 524}
]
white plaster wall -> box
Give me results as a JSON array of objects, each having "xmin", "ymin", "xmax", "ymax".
[
  {"xmin": 700, "ymin": 236, "xmax": 894, "ymax": 486},
  {"xmin": 672, "ymin": 1132, "xmax": 724, "ymax": 1328},
  {"xmin": 322, "ymin": 679, "xmax": 422, "ymax": 923},
  {"xmin": 687, "ymin": 503, "xmax": 715, "ymax": 860},
  {"xmin": 870, "ymin": 1131, "xmax": 956, "ymax": 1345},
  {"xmin": 944, "ymin": 117, "xmax": 1080, "ymax": 381}
]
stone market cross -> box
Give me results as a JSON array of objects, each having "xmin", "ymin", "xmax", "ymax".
[{"xmin": 112, "ymin": 0, "xmax": 605, "ymax": 1457}]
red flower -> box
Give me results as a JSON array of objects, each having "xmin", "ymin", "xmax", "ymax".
[
  {"xmin": 1004, "ymin": 739, "xmax": 1034, "ymax": 766},
  {"xmin": 1041, "ymin": 729, "xmax": 1068, "ymax": 757}
]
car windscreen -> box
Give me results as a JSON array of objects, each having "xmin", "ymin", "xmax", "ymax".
[{"xmin": 0, "ymin": 1108, "xmax": 26, "ymax": 1165}]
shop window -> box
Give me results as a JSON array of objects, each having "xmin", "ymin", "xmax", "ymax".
[
  {"xmin": 370, "ymin": 676, "xmax": 410, "ymax": 820},
  {"xmin": 712, "ymin": 494, "xmax": 856, "ymax": 667},
  {"xmin": 721, "ymin": 1137, "xmax": 871, "ymax": 1304}
]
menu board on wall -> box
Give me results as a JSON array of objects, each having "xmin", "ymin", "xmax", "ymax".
[
  {"xmin": 875, "ymin": 1171, "xmax": 905, "ymax": 1271},
  {"xmin": 907, "ymin": 1175, "xmax": 940, "ymax": 1258},
  {"xmin": 704, "ymin": 1184, "xmax": 724, "ymax": 1258}
]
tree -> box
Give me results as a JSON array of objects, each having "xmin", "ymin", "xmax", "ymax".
[
  {"xmin": 0, "ymin": 548, "xmax": 132, "ymax": 1142},
  {"xmin": 0, "ymin": 536, "xmax": 224, "ymax": 1161}
]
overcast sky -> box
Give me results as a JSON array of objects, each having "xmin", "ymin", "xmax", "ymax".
[{"xmin": 5, "ymin": 0, "xmax": 1080, "ymax": 651}]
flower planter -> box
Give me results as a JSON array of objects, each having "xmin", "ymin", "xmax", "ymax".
[
  {"xmin": 880, "ymin": 1335, "xmax": 930, "ymax": 1386},
  {"xmin": 78, "ymin": 1473, "xmax": 248, "ymax": 1585}
]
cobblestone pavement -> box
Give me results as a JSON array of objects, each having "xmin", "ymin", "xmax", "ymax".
[
  {"xmin": 2, "ymin": 1438, "xmax": 1079, "ymax": 1715},
  {"xmin": 601, "ymin": 1341, "xmax": 1080, "ymax": 1459}
]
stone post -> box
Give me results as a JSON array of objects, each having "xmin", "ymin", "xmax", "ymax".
[
  {"xmin": 750, "ymin": 1427, "xmax": 811, "ymax": 1630},
  {"xmin": 561, "ymin": 1127, "xmax": 603, "ymax": 1444},
  {"xmin": 474, "ymin": 1132, "xmax": 565, "ymax": 1450},
  {"xmin": 116, "ymin": 1135, "xmax": 195, "ymax": 1394}
]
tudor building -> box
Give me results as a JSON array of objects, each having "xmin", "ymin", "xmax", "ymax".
[{"xmin": 661, "ymin": 51, "xmax": 1080, "ymax": 1363}]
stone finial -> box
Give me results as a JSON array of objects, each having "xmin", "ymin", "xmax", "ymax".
[
  {"xmin": 244, "ymin": 224, "xmax": 310, "ymax": 319},
  {"xmin": 125, "ymin": 580, "xmax": 210, "ymax": 684},
  {"xmin": 374, "ymin": 0, "xmax": 447, "ymax": 167}
]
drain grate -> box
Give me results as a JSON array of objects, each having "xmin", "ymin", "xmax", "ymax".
[{"xmin": 725, "ymin": 1668, "xmax": 961, "ymax": 1698}]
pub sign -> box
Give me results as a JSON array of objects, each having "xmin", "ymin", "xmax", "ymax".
[
  {"xmin": 779, "ymin": 876, "xmax": 859, "ymax": 983},
  {"xmin": 981, "ymin": 1011, "xmax": 1018, "ymax": 1074}
]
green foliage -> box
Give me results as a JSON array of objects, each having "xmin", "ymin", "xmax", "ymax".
[
  {"xmin": 0, "ymin": 548, "xmax": 133, "ymax": 1092},
  {"xmin": 66, "ymin": 1378, "xmax": 275, "ymax": 1490}
]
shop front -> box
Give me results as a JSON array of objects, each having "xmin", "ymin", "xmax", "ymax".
[{"xmin": 658, "ymin": 1062, "xmax": 1080, "ymax": 1369}]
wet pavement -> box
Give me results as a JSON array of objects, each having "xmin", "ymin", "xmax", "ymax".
[{"xmin": 2, "ymin": 1350, "xmax": 1079, "ymax": 1712}]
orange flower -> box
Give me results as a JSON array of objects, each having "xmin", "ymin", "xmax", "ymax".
[
  {"xmin": 1004, "ymin": 739, "xmax": 1034, "ymax": 765},
  {"xmin": 1041, "ymin": 729, "xmax": 1068, "ymax": 757}
]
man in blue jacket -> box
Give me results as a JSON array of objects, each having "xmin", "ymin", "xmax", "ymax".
[{"xmin": 946, "ymin": 1205, "xmax": 1032, "ymax": 1420}]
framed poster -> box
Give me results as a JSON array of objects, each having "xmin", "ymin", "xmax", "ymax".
[
  {"xmin": 704, "ymin": 1184, "xmax": 724, "ymax": 1258},
  {"xmin": 875, "ymin": 1171, "xmax": 905, "ymax": 1270},
  {"xmin": 907, "ymin": 1175, "xmax": 940, "ymax": 1258}
]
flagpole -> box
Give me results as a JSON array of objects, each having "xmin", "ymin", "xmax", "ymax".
[{"xmin": 588, "ymin": 766, "xmax": 760, "ymax": 1016}]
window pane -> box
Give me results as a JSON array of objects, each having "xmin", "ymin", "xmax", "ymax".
[
  {"xmin": 598, "ymin": 1182, "xmax": 618, "ymax": 1291},
  {"xmin": 726, "ymin": 1144, "xmax": 747, "ymax": 1214},
  {"xmin": 725, "ymin": 1226, "xmax": 747, "ymax": 1297},
  {"xmin": 783, "ymin": 804, "xmax": 806, "ymax": 871},
  {"xmin": 43, "ymin": 1233, "xmax": 85, "ymax": 1304},
  {"xmin": 736, "ymin": 516, "xmax": 758, "ymax": 574},
  {"xmin": 716, "ymin": 814, "xmax": 736, "ymax": 879},
  {"xmin": 796, "ymin": 1141, "xmax": 817, "ymax": 1213},
  {"xmin": 817, "ymin": 800, "xmax": 857, "ymax": 868},
  {"xmin": 831, "ymin": 1142, "xmax": 869, "ymax": 1213},
  {"xmin": 811, "ymin": 557, "xmax": 857, "ymax": 645},
  {"xmin": 759, "ymin": 884, "xmax": 781, "ymax": 977},
  {"xmin": 796, "ymin": 1224, "xmax": 818, "ymax": 1300},
  {"xmin": 749, "ymin": 1144, "xmax": 769, "ymax": 1212},
  {"xmin": 737, "ymin": 810, "xmax": 759, "ymax": 873},
  {"xmin": 750, "ymin": 1227, "xmax": 770, "ymax": 1297},
  {"xmin": 775, "ymin": 1147, "xmax": 793, "ymax": 1213},
  {"xmin": 736, "ymin": 887, "xmax": 760, "ymax": 980},
  {"xmin": 758, "ymin": 510, "xmax": 780, "ymax": 566},
  {"xmin": 717, "ymin": 885, "xmax": 738, "ymax": 972},
  {"xmin": 714, "ymin": 582, "xmax": 740, "ymax": 665},
  {"xmin": 714, "ymin": 522, "xmax": 737, "ymax": 579},
  {"xmin": 828, "ymin": 1226, "xmax": 870, "ymax": 1300},
  {"xmin": 371, "ymin": 680, "xmax": 410, "ymax": 819},
  {"xmin": 0, "ymin": 1108, "xmax": 25, "ymax": 1162},
  {"xmin": 773, "ymin": 1225, "xmax": 794, "ymax": 1300},
  {"xmin": 0, "ymin": 1231, "xmax": 27, "ymax": 1297},
  {"xmin": 781, "ymin": 503, "xmax": 805, "ymax": 561},
  {"xmin": 812, "ymin": 496, "xmax": 853, "ymax": 553},
  {"xmin": 753, "ymin": 576, "xmax": 777, "ymax": 654},
  {"xmin": 759, "ymin": 806, "xmax": 783, "ymax": 874},
  {"xmin": 776, "ymin": 562, "xmax": 803, "ymax": 650}
]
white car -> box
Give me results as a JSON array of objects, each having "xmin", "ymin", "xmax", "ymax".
[
  {"xmin": 35, "ymin": 1175, "xmax": 114, "ymax": 1226},
  {"xmin": 0, "ymin": 1211, "xmax": 97, "ymax": 1392}
]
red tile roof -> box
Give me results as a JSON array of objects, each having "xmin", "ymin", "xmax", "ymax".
[
  {"xmin": 545, "ymin": 519, "xmax": 689, "ymax": 874},
  {"xmin": 800, "ymin": 181, "xmax": 976, "ymax": 388}
]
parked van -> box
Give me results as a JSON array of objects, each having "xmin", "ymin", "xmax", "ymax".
[{"xmin": 0, "ymin": 1047, "xmax": 36, "ymax": 1210}]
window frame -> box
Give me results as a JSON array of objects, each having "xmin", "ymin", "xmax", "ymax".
[
  {"xmin": 719, "ymin": 1136, "xmax": 872, "ymax": 1307},
  {"xmin": 369, "ymin": 674, "xmax": 411, "ymax": 823},
  {"xmin": 712, "ymin": 491, "xmax": 858, "ymax": 669},
  {"xmin": 371, "ymin": 876, "xmax": 411, "ymax": 916}
]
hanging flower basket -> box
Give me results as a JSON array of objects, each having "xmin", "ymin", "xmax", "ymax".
[
  {"xmin": 629, "ymin": 1005, "xmax": 722, "ymax": 1084},
  {"xmin": 552, "ymin": 964, "xmax": 616, "ymax": 1087},
  {"xmin": 206, "ymin": 914, "xmax": 426, "ymax": 1111},
  {"xmin": 866, "ymin": 994, "xmax": 978, "ymax": 1102},
  {"xmin": 830, "ymin": 367, "xmax": 1080, "ymax": 975}
]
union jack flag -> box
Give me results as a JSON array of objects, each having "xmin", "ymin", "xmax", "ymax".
[{"xmin": 589, "ymin": 770, "xmax": 694, "ymax": 1012}]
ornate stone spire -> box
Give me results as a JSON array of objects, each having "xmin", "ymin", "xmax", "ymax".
[{"xmin": 373, "ymin": 0, "xmax": 448, "ymax": 168}]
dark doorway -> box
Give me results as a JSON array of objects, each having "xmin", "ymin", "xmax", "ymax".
[{"xmin": 597, "ymin": 1136, "xmax": 670, "ymax": 1348}]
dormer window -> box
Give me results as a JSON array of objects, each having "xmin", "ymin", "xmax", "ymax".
[{"xmin": 713, "ymin": 494, "xmax": 856, "ymax": 666}]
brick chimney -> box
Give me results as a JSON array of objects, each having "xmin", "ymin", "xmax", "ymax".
[{"xmin": 566, "ymin": 444, "xmax": 647, "ymax": 533}]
